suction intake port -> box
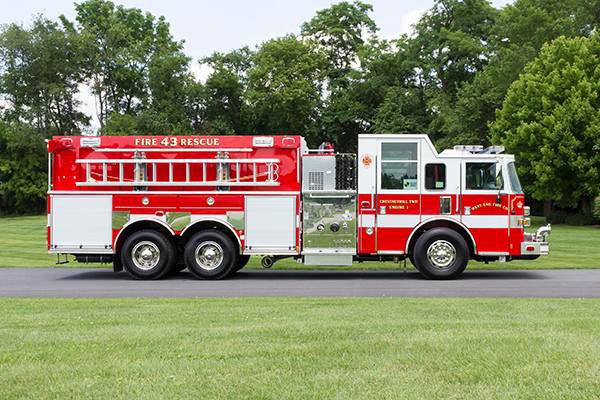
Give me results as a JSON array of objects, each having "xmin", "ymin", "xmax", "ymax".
[{"xmin": 261, "ymin": 256, "xmax": 274, "ymax": 268}]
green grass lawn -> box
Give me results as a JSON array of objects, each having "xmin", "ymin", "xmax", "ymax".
[
  {"xmin": 1, "ymin": 214, "xmax": 598, "ymax": 270},
  {"xmin": 1, "ymin": 217, "xmax": 599, "ymax": 399},
  {"xmin": 0, "ymin": 298, "xmax": 598, "ymax": 399}
]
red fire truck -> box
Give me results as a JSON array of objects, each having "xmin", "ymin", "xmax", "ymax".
[{"xmin": 46, "ymin": 134, "xmax": 550, "ymax": 280}]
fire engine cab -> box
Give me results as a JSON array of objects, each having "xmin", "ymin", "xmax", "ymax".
[{"xmin": 46, "ymin": 134, "xmax": 550, "ymax": 280}]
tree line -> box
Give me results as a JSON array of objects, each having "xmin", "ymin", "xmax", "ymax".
[{"xmin": 0, "ymin": 0, "xmax": 599, "ymax": 216}]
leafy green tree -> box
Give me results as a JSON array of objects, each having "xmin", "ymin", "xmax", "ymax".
[
  {"xmin": 490, "ymin": 35, "xmax": 600, "ymax": 214},
  {"xmin": 370, "ymin": 37, "xmax": 430, "ymax": 135},
  {"xmin": 248, "ymin": 35, "xmax": 325, "ymax": 138},
  {"xmin": 408, "ymin": 0, "xmax": 497, "ymax": 147},
  {"xmin": 0, "ymin": 16, "xmax": 88, "ymax": 136},
  {"xmin": 411, "ymin": 0, "xmax": 497, "ymax": 100},
  {"xmin": 374, "ymin": 86, "xmax": 431, "ymax": 134},
  {"xmin": 450, "ymin": 0, "xmax": 597, "ymax": 146},
  {"xmin": 146, "ymin": 50, "xmax": 195, "ymax": 133},
  {"xmin": 301, "ymin": 1, "xmax": 379, "ymax": 150},
  {"xmin": 200, "ymin": 47, "xmax": 253, "ymax": 135},
  {"xmin": 301, "ymin": 1, "xmax": 377, "ymax": 75},
  {"xmin": 63, "ymin": 0, "xmax": 190, "ymax": 134},
  {"xmin": 0, "ymin": 17, "xmax": 86, "ymax": 214},
  {"xmin": 0, "ymin": 122, "xmax": 47, "ymax": 214}
]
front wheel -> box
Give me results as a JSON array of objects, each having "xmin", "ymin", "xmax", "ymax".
[
  {"xmin": 184, "ymin": 230, "xmax": 238, "ymax": 279},
  {"xmin": 233, "ymin": 255, "xmax": 250, "ymax": 273},
  {"xmin": 413, "ymin": 228, "xmax": 469, "ymax": 280},
  {"xmin": 121, "ymin": 230, "xmax": 176, "ymax": 280}
]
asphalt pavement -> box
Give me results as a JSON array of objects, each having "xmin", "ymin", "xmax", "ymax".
[{"xmin": 0, "ymin": 268, "xmax": 598, "ymax": 298}]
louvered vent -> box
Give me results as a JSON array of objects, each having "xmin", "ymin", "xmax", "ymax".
[{"xmin": 308, "ymin": 171, "xmax": 324, "ymax": 190}]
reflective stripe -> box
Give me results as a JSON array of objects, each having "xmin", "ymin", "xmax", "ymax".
[
  {"xmin": 462, "ymin": 215, "xmax": 508, "ymax": 229},
  {"xmin": 377, "ymin": 214, "xmax": 420, "ymax": 228},
  {"xmin": 361, "ymin": 214, "xmax": 375, "ymax": 227}
]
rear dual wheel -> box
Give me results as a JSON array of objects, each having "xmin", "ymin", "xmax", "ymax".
[
  {"xmin": 121, "ymin": 230, "xmax": 176, "ymax": 280},
  {"xmin": 185, "ymin": 230, "xmax": 238, "ymax": 280}
]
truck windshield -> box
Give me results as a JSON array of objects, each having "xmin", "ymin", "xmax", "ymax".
[{"xmin": 507, "ymin": 162, "xmax": 523, "ymax": 194}]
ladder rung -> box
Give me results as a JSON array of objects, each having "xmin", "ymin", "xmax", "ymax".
[
  {"xmin": 76, "ymin": 181, "xmax": 280, "ymax": 187},
  {"xmin": 77, "ymin": 157, "xmax": 281, "ymax": 187},
  {"xmin": 76, "ymin": 158, "xmax": 280, "ymax": 164}
]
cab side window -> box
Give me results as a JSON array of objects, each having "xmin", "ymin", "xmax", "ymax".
[
  {"xmin": 425, "ymin": 164, "xmax": 446, "ymax": 190},
  {"xmin": 465, "ymin": 162, "xmax": 503, "ymax": 190},
  {"xmin": 380, "ymin": 143, "xmax": 418, "ymax": 190}
]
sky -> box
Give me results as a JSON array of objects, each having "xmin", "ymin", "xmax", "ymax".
[
  {"xmin": 3, "ymin": 0, "xmax": 514, "ymax": 62},
  {"xmin": 1, "ymin": 0, "xmax": 514, "ymax": 129}
]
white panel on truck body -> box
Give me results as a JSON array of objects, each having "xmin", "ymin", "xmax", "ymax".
[
  {"xmin": 245, "ymin": 196, "xmax": 296, "ymax": 253},
  {"xmin": 50, "ymin": 195, "xmax": 112, "ymax": 252}
]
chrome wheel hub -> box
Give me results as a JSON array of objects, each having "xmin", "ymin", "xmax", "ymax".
[
  {"xmin": 427, "ymin": 240, "xmax": 456, "ymax": 269},
  {"xmin": 131, "ymin": 241, "xmax": 160, "ymax": 271},
  {"xmin": 195, "ymin": 241, "xmax": 224, "ymax": 271}
]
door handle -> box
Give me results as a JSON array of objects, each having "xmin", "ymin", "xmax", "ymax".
[{"xmin": 456, "ymin": 186, "xmax": 460, "ymax": 213}]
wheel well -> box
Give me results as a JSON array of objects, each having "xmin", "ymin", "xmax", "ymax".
[
  {"xmin": 115, "ymin": 220, "xmax": 174, "ymax": 253},
  {"xmin": 407, "ymin": 220, "xmax": 475, "ymax": 258},
  {"xmin": 181, "ymin": 220, "xmax": 241, "ymax": 254}
]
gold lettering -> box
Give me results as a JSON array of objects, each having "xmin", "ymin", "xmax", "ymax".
[{"xmin": 380, "ymin": 199, "xmax": 418, "ymax": 205}]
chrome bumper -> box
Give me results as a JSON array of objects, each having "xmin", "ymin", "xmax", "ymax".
[{"xmin": 522, "ymin": 224, "xmax": 551, "ymax": 256}]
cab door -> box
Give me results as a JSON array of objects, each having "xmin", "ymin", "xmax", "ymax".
[
  {"xmin": 460, "ymin": 160, "xmax": 510, "ymax": 255},
  {"xmin": 420, "ymin": 159, "xmax": 462, "ymax": 222},
  {"xmin": 375, "ymin": 140, "xmax": 421, "ymax": 254}
]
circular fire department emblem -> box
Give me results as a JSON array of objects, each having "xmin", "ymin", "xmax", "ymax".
[{"xmin": 362, "ymin": 154, "xmax": 373, "ymax": 168}]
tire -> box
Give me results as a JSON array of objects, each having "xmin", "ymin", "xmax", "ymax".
[
  {"xmin": 121, "ymin": 230, "xmax": 176, "ymax": 280},
  {"xmin": 171, "ymin": 264, "xmax": 187, "ymax": 273},
  {"xmin": 413, "ymin": 228, "xmax": 469, "ymax": 279},
  {"xmin": 184, "ymin": 230, "xmax": 238, "ymax": 279},
  {"xmin": 233, "ymin": 255, "xmax": 250, "ymax": 273}
]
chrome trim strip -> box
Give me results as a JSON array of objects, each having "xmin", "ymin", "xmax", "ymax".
[
  {"xmin": 114, "ymin": 217, "xmax": 176, "ymax": 250},
  {"xmin": 244, "ymin": 251, "xmax": 298, "ymax": 255},
  {"xmin": 180, "ymin": 217, "xmax": 242, "ymax": 251},
  {"xmin": 48, "ymin": 249, "xmax": 114, "ymax": 254}
]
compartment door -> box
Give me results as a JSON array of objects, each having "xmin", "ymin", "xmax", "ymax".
[
  {"xmin": 245, "ymin": 196, "xmax": 297, "ymax": 253},
  {"xmin": 50, "ymin": 195, "xmax": 113, "ymax": 252}
]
